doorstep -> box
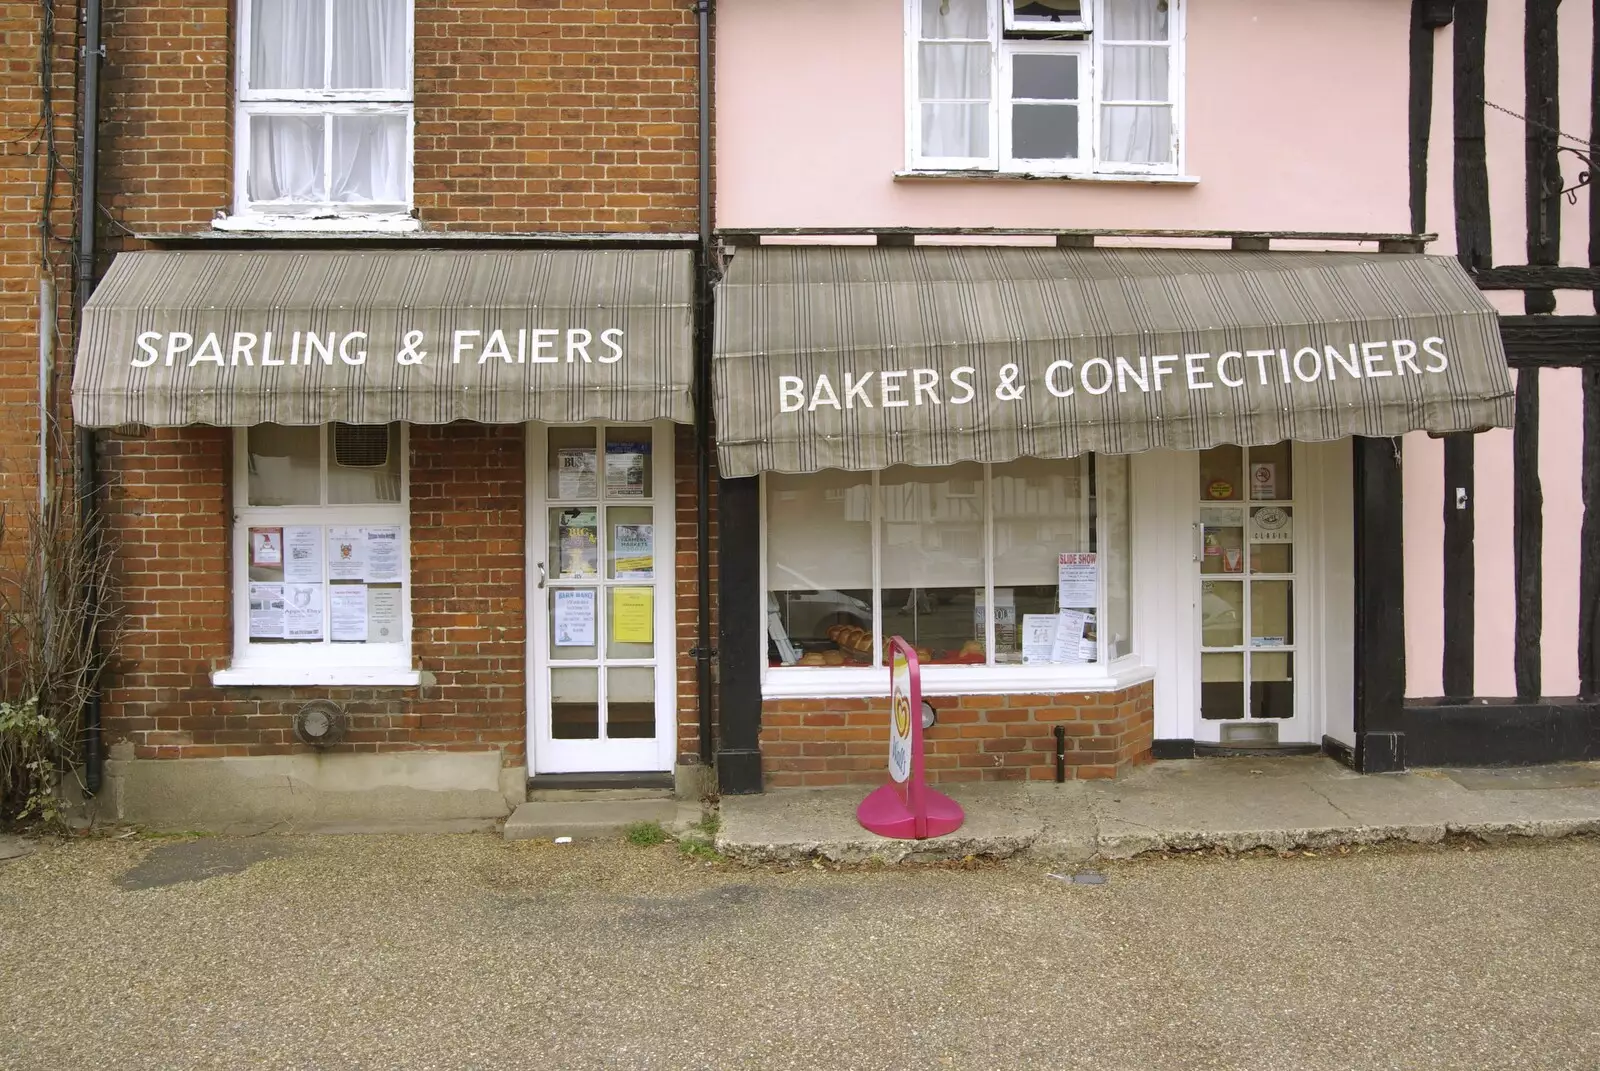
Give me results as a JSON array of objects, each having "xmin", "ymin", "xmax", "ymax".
[
  {"xmin": 715, "ymin": 756, "xmax": 1600, "ymax": 864},
  {"xmin": 503, "ymin": 797, "xmax": 702, "ymax": 842}
]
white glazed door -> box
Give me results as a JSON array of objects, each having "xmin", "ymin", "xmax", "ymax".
[{"xmin": 527, "ymin": 423, "xmax": 676, "ymax": 774}]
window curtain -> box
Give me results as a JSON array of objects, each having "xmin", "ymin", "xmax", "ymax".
[
  {"xmin": 332, "ymin": 0, "xmax": 408, "ymax": 90},
  {"xmin": 1099, "ymin": 0, "xmax": 1172, "ymax": 165},
  {"xmin": 919, "ymin": 0, "xmax": 991, "ymax": 160},
  {"xmin": 249, "ymin": 0, "xmax": 324, "ymax": 91},
  {"xmin": 249, "ymin": 114, "xmax": 323, "ymax": 202},
  {"xmin": 333, "ymin": 115, "xmax": 407, "ymax": 203}
]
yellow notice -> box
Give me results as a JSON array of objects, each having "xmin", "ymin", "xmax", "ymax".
[{"xmin": 612, "ymin": 587, "xmax": 654, "ymax": 644}]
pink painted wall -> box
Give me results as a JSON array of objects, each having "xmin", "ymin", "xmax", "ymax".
[
  {"xmin": 1404, "ymin": 1, "xmax": 1592, "ymax": 698},
  {"xmin": 715, "ymin": 0, "xmax": 1412, "ymax": 231}
]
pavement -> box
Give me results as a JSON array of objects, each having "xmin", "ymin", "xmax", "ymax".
[
  {"xmin": 2, "ymin": 828, "xmax": 1598, "ymax": 1069},
  {"xmin": 717, "ymin": 756, "xmax": 1600, "ymax": 863}
]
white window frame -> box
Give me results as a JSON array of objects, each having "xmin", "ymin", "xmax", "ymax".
[
  {"xmin": 227, "ymin": 0, "xmax": 418, "ymax": 230},
  {"xmin": 215, "ymin": 424, "xmax": 419, "ymax": 688},
  {"xmin": 760, "ymin": 459, "xmax": 1148, "ymax": 701},
  {"xmin": 905, "ymin": 0, "xmax": 1185, "ymax": 178}
]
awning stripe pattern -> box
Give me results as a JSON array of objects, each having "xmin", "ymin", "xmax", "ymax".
[
  {"xmin": 72, "ymin": 248, "xmax": 695, "ymax": 428},
  {"xmin": 712, "ymin": 245, "xmax": 1515, "ymax": 477}
]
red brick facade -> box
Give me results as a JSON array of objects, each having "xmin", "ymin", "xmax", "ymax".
[{"xmin": 760, "ymin": 683, "xmax": 1155, "ymax": 788}]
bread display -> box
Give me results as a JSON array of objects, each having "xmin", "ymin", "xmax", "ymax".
[{"xmin": 799, "ymin": 652, "xmax": 827, "ymax": 666}]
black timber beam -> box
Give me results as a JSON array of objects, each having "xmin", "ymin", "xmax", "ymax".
[
  {"xmin": 1499, "ymin": 316, "xmax": 1600, "ymax": 365},
  {"xmin": 1353, "ymin": 438, "xmax": 1408, "ymax": 773},
  {"xmin": 715, "ymin": 475, "xmax": 763, "ymax": 794},
  {"xmin": 1402, "ymin": 699, "xmax": 1600, "ymax": 766}
]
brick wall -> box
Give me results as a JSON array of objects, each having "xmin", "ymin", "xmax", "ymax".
[
  {"xmin": 98, "ymin": 0, "xmax": 701, "ymax": 237},
  {"xmin": 100, "ymin": 423, "xmax": 530, "ymax": 767},
  {"xmin": 760, "ymin": 683, "xmax": 1155, "ymax": 788},
  {"xmin": 673, "ymin": 423, "xmax": 715, "ymax": 764}
]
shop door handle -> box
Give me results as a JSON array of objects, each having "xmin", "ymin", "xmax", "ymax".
[
  {"xmin": 1193, "ymin": 522, "xmax": 1203, "ymax": 563},
  {"xmin": 537, "ymin": 561, "xmax": 547, "ymax": 589}
]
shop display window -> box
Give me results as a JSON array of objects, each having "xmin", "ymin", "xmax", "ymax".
[
  {"xmin": 228, "ymin": 423, "xmax": 411, "ymax": 676},
  {"xmin": 765, "ymin": 456, "xmax": 1131, "ymax": 673}
]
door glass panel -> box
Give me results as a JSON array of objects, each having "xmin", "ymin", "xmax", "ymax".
[
  {"xmin": 550, "ymin": 667, "xmax": 599, "ymax": 740},
  {"xmin": 550, "ymin": 507, "xmax": 600, "ymax": 582},
  {"xmin": 607, "ymin": 506, "xmax": 655, "ymax": 581},
  {"xmin": 549, "ymin": 586, "xmax": 598, "ymax": 661},
  {"xmin": 1199, "ymin": 445, "xmax": 1243, "ymax": 501},
  {"xmin": 548, "ymin": 427, "xmax": 599, "ymax": 501},
  {"xmin": 1199, "ymin": 506, "xmax": 1245, "ymax": 576},
  {"xmin": 607, "ymin": 586, "xmax": 655, "ymax": 660},
  {"xmin": 607, "ymin": 667, "xmax": 655, "ymax": 739},
  {"xmin": 1201, "ymin": 653, "xmax": 1244, "ymax": 720},
  {"xmin": 1251, "ymin": 540, "xmax": 1294, "ymax": 574},
  {"xmin": 604, "ymin": 427, "xmax": 653, "ymax": 500},
  {"xmin": 1251, "ymin": 652, "xmax": 1294, "ymax": 719},
  {"xmin": 1247, "ymin": 441, "xmax": 1293, "ymax": 501},
  {"xmin": 1251, "ymin": 580, "xmax": 1294, "ymax": 647},
  {"xmin": 1200, "ymin": 580, "xmax": 1243, "ymax": 648},
  {"xmin": 248, "ymin": 424, "xmax": 321, "ymax": 505}
]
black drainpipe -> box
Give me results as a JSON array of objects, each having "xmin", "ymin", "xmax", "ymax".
[
  {"xmin": 73, "ymin": 0, "xmax": 104, "ymax": 795},
  {"xmin": 693, "ymin": 0, "xmax": 715, "ymax": 767}
]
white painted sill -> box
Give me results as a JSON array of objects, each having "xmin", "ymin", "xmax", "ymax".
[
  {"xmin": 895, "ymin": 170, "xmax": 1200, "ymax": 186},
  {"xmin": 212, "ymin": 665, "xmax": 423, "ymax": 688},
  {"xmin": 211, "ymin": 213, "xmax": 422, "ymax": 234},
  {"xmin": 761, "ymin": 658, "xmax": 1155, "ymax": 700}
]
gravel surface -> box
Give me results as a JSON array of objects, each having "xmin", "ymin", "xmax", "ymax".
[{"xmin": 2, "ymin": 832, "xmax": 1597, "ymax": 1070}]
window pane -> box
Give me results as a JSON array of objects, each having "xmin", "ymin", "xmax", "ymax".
[
  {"xmin": 548, "ymin": 427, "xmax": 598, "ymax": 501},
  {"xmin": 1102, "ymin": 45, "xmax": 1169, "ymax": 101},
  {"xmin": 1012, "ymin": 53, "xmax": 1078, "ymax": 101},
  {"xmin": 1201, "ymin": 653, "xmax": 1244, "ymax": 720},
  {"xmin": 1201, "ymin": 580, "xmax": 1243, "ymax": 648},
  {"xmin": 1012, "ymin": 104, "xmax": 1078, "ymax": 160},
  {"xmin": 921, "ymin": 0, "xmax": 987, "ymax": 39},
  {"xmin": 1102, "ymin": 0, "xmax": 1169, "ymax": 40},
  {"xmin": 922, "ymin": 103, "xmax": 990, "ymax": 159},
  {"xmin": 248, "ymin": 114, "xmax": 324, "ymax": 202},
  {"xmin": 767, "ymin": 471, "xmax": 872, "ymax": 665},
  {"xmin": 991, "ymin": 456, "xmax": 1087, "ymax": 586},
  {"xmin": 919, "ymin": 42, "xmax": 991, "ymax": 99},
  {"xmin": 249, "ymin": 0, "xmax": 326, "ymax": 91},
  {"xmin": 607, "ymin": 667, "xmax": 655, "ymax": 740},
  {"xmin": 1199, "ymin": 506, "xmax": 1244, "ymax": 576},
  {"xmin": 1200, "ymin": 445, "xmax": 1243, "ymax": 501},
  {"xmin": 1012, "ymin": 0, "xmax": 1084, "ymax": 26},
  {"xmin": 331, "ymin": 114, "xmax": 407, "ymax": 204},
  {"xmin": 1251, "ymin": 580, "xmax": 1294, "ymax": 647},
  {"xmin": 1097, "ymin": 455, "xmax": 1132, "ymax": 659},
  {"xmin": 1101, "ymin": 104, "xmax": 1173, "ymax": 165},
  {"xmin": 551, "ymin": 668, "xmax": 599, "ymax": 740},
  {"xmin": 881, "ymin": 464, "xmax": 983, "ymax": 665},
  {"xmin": 327, "ymin": 424, "xmax": 401, "ymax": 504},
  {"xmin": 1251, "ymin": 652, "xmax": 1294, "ymax": 719},
  {"xmin": 248, "ymin": 424, "xmax": 321, "ymax": 505},
  {"xmin": 1248, "ymin": 441, "xmax": 1293, "ymax": 500},
  {"xmin": 549, "ymin": 583, "xmax": 599, "ymax": 661},
  {"xmin": 607, "ymin": 584, "xmax": 655, "ymax": 660},
  {"xmin": 604, "ymin": 427, "xmax": 654, "ymax": 499},
  {"xmin": 331, "ymin": 0, "xmax": 408, "ymax": 90}
]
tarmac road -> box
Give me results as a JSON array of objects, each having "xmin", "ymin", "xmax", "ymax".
[{"xmin": 1, "ymin": 832, "xmax": 1596, "ymax": 1070}]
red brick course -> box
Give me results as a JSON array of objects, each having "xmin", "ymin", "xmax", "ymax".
[{"xmin": 760, "ymin": 683, "xmax": 1155, "ymax": 788}]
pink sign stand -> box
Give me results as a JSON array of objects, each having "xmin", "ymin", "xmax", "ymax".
[{"xmin": 857, "ymin": 637, "xmax": 965, "ymax": 839}]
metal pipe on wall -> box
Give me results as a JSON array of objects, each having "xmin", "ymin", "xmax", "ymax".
[{"xmin": 693, "ymin": 0, "xmax": 715, "ymax": 768}]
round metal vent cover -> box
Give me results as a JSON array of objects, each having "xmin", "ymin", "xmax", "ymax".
[{"xmin": 292, "ymin": 700, "xmax": 348, "ymax": 748}]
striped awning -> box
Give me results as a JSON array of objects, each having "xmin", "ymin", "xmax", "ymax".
[
  {"xmin": 712, "ymin": 245, "xmax": 1514, "ymax": 477},
  {"xmin": 72, "ymin": 248, "xmax": 694, "ymax": 428}
]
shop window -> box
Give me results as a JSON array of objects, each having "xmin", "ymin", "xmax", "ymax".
[
  {"xmin": 909, "ymin": 0, "xmax": 1181, "ymax": 176},
  {"xmin": 226, "ymin": 423, "xmax": 411, "ymax": 681},
  {"xmin": 765, "ymin": 456, "xmax": 1131, "ymax": 675},
  {"xmin": 231, "ymin": 0, "xmax": 415, "ymax": 228}
]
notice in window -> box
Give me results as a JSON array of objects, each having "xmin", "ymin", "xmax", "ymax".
[
  {"xmin": 1022, "ymin": 613, "xmax": 1057, "ymax": 664},
  {"xmin": 283, "ymin": 526, "xmax": 322, "ymax": 584},
  {"xmin": 328, "ymin": 527, "xmax": 367, "ymax": 581},
  {"xmin": 557, "ymin": 447, "xmax": 598, "ymax": 499},
  {"xmin": 248, "ymin": 583, "xmax": 286, "ymax": 639},
  {"xmin": 613, "ymin": 523, "xmax": 654, "ymax": 579},
  {"xmin": 1249, "ymin": 507, "xmax": 1293, "ymax": 543},
  {"xmin": 367, "ymin": 586, "xmax": 403, "ymax": 643},
  {"xmin": 605, "ymin": 442, "xmax": 648, "ymax": 498},
  {"xmin": 284, "ymin": 583, "xmax": 324, "ymax": 640},
  {"xmin": 1058, "ymin": 552, "xmax": 1098, "ymax": 610},
  {"xmin": 365, "ymin": 525, "xmax": 403, "ymax": 583},
  {"xmin": 612, "ymin": 587, "xmax": 653, "ymax": 644},
  {"xmin": 1050, "ymin": 608, "xmax": 1091, "ymax": 665},
  {"xmin": 558, "ymin": 510, "xmax": 599, "ymax": 579},
  {"xmin": 553, "ymin": 589, "xmax": 596, "ymax": 647},
  {"xmin": 1249, "ymin": 462, "xmax": 1278, "ymax": 501},
  {"xmin": 249, "ymin": 527, "xmax": 283, "ymax": 568},
  {"xmin": 330, "ymin": 584, "xmax": 369, "ymax": 642}
]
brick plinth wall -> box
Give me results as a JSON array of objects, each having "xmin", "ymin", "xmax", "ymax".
[{"xmin": 760, "ymin": 683, "xmax": 1154, "ymax": 788}]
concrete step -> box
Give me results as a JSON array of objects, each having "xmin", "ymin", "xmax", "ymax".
[
  {"xmin": 503, "ymin": 798, "xmax": 692, "ymax": 842},
  {"xmin": 526, "ymin": 788, "xmax": 675, "ymax": 803}
]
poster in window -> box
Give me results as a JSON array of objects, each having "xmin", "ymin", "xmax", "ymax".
[
  {"xmin": 284, "ymin": 583, "xmax": 324, "ymax": 640},
  {"xmin": 1057, "ymin": 552, "xmax": 1098, "ymax": 610},
  {"xmin": 613, "ymin": 524, "xmax": 654, "ymax": 579},
  {"xmin": 605, "ymin": 441, "xmax": 649, "ymax": 498},
  {"xmin": 330, "ymin": 584, "xmax": 369, "ymax": 642},
  {"xmin": 1050, "ymin": 608, "xmax": 1090, "ymax": 665},
  {"xmin": 558, "ymin": 510, "xmax": 599, "ymax": 579},
  {"xmin": 327, "ymin": 526, "xmax": 367, "ymax": 581},
  {"xmin": 612, "ymin": 587, "xmax": 653, "ymax": 644},
  {"xmin": 557, "ymin": 447, "xmax": 598, "ymax": 499},
  {"xmin": 249, "ymin": 527, "xmax": 284, "ymax": 568},
  {"xmin": 365, "ymin": 525, "xmax": 403, "ymax": 583},
  {"xmin": 248, "ymin": 583, "xmax": 286, "ymax": 639},
  {"xmin": 553, "ymin": 589, "xmax": 596, "ymax": 647},
  {"xmin": 367, "ymin": 586, "xmax": 403, "ymax": 643},
  {"xmin": 1249, "ymin": 507, "xmax": 1293, "ymax": 543},
  {"xmin": 283, "ymin": 526, "xmax": 322, "ymax": 584},
  {"xmin": 1021, "ymin": 613, "xmax": 1057, "ymax": 664},
  {"xmin": 1249, "ymin": 462, "xmax": 1278, "ymax": 501}
]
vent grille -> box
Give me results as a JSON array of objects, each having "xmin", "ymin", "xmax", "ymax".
[{"xmin": 333, "ymin": 424, "xmax": 389, "ymax": 468}]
